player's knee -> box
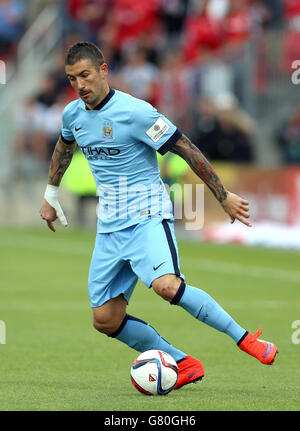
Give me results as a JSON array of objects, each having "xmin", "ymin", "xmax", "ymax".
[
  {"xmin": 152, "ymin": 274, "xmax": 181, "ymax": 302},
  {"xmin": 93, "ymin": 318, "xmax": 109, "ymax": 334},
  {"xmin": 93, "ymin": 308, "xmax": 125, "ymax": 335},
  {"xmin": 93, "ymin": 316, "xmax": 122, "ymax": 335},
  {"xmin": 92, "ymin": 295, "xmax": 127, "ymax": 335}
]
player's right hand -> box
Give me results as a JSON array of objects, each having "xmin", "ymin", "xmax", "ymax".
[{"xmin": 40, "ymin": 199, "xmax": 68, "ymax": 232}]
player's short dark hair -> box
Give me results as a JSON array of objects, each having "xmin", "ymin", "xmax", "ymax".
[{"xmin": 65, "ymin": 42, "xmax": 105, "ymax": 69}]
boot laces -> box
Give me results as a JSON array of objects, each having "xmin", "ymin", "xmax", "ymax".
[{"xmin": 253, "ymin": 326, "xmax": 262, "ymax": 339}]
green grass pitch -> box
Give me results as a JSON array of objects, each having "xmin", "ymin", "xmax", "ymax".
[{"xmin": 0, "ymin": 227, "xmax": 299, "ymax": 411}]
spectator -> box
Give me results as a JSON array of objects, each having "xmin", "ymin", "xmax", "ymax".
[
  {"xmin": 190, "ymin": 96, "xmax": 220, "ymax": 158},
  {"xmin": 111, "ymin": 0, "xmax": 161, "ymax": 53},
  {"xmin": 155, "ymin": 49, "xmax": 191, "ymax": 130},
  {"xmin": 13, "ymin": 90, "xmax": 70, "ymax": 171},
  {"xmin": 96, "ymin": 19, "xmax": 120, "ymax": 72},
  {"xmin": 191, "ymin": 92, "xmax": 255, "ymax": 163},
  {"xmin": 221, "ymin": 0, "xmax": 264, "ymax": 114},
  {"xmin": 214, "ymin": 92, "xmax": 255, "ymax": 162},
  {"xmin": 192, "ymin": 57, "xmax": 235, "ymax": 100},
  {"xmin": 64, "ymin": 0, "xmax": 109, "ymax": 43},
  {"xmin": 13, "ymin": 98, "xmax": 48, "ymax": 171},
  {"xmin": 276, "ymin": 106, "xmax": 300, "ymax": 164},
  {"xmin": 222, "ymin": 0, "xmax": 261, "ymax": 59},
  {"xmin": 262, "ymin": 0, "xmax": 283, "ymax": 27},
  {"xmin": 35, "ymin": 75, "xmax": 58, "ymax": 108},
  {"xmin": 182, "ymin": 0, "xmax": 224, "ymax": 64},
  {"xmin": 120, "ymin": 46, "xmax": 159, "ymax": 103},
  {"xmin": 42, "ymin": 93, "xmax": 70, "ymax": 160},
  {"xmin": 160, "ymin": 0, "xmax": 190, "ymax": 45},
  {"xmin": 282, "ymin": 0, "xmax": 300, "ymax": 21},
  {"xmin": 50, "ymin": 51, "xmax": 71, "ymax": 96},
  {"xmin": 251, "ymin": 0, "xmax": 282, "ymax": 29},
  {"xmin": 0, "ymin": 0, "xmax": 25, "ymax": 59},
  {"xmin": 280, "ymin": 0, "xmax": 300, "ymax": 73}
]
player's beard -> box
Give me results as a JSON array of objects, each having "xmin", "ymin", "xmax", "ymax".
[
  {"xmin": 83, "ymin": 91, "xmax": 105, "ymax": 108},
  {"xmin": 80, "ymin": 91, "xmax": 92, "ymax": 101}
]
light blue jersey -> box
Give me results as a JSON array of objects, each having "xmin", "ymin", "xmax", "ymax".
[{"xmin": 61, "ymin": 88, "xmax": 182, "ymax": 233}]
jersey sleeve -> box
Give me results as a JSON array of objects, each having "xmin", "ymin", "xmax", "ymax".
[
  {"xmin": 61, "ymin": 106, "xmax": 75, "ymax": 144},
  {"xmin": 132, "ymin": 100, "xmax": 182, "ymax": 155}
]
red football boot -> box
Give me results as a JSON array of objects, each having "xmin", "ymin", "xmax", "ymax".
[
  {"xmin": 174, "ymin": 355, "xmax": 205, "ymax": 390},
  {"xmin": 238, "ymin": 328, "xmax": 278, "ymax": 365}
]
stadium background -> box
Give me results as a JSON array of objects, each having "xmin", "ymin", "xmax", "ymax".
[
  {"xmin": 1, "ymin": 0, "xmax": 300, "ymax": 246},
  {"xmin": 0, "ymin": 0, "xmax": 300, "ymax": 412}
]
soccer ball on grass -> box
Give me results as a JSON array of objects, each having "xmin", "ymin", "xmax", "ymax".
[{"xmin": 130, "ymin": 350, "xmax": 178, "ymax": 395}]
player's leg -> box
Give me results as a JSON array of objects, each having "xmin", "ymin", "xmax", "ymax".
[
  {"xmin": 106, "ymin": 307, "xmax": 187, "ymax": 362},
  {"xmin": 92, "ymin": 291, "xmax": 187, "ymax": 361},
  {"xmin": 149, "ymin": 218, "xmax": 278, "ymax": 366},
  {"xmin": 152, "ymin": 274, "xmax": 246, "ymax": 344},
  {"xmin": 153, "ymin": 275, "xmax": 278, "ymax": 365},
  {"xmin": 89, "ymin": 230, "xmax": 187, "ymax": 362},
  {"xmin": 131, "ymin": 218, "xmax": 246, "ymax": 343},
  {"xmin": 125, "ymin": 218, "xmax": 204, "ymax": 389},
  {"xmin": 131, "ymin": 218, "xmax": 277, "ymax": 368}
]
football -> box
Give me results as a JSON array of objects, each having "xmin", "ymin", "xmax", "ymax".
[{"xmin": 130, "ymin": 350, "xmax": 178, "ymax": 395}]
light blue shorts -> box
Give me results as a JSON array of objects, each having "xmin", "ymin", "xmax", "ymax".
[{"xmin": 88, "ymin": 217, "xmax": 184, "ymax": 308}]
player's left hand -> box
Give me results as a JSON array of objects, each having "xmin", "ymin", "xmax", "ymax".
[{"xmin": 221, "ymin": 191, "xmax": 252, "ymax": 227}]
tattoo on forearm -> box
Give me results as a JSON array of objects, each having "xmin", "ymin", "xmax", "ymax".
[
  {"xmin": 48, "ymin": 137, "xmax": 76, "ymax": 186},
  {"xmin": 171, "ymin": 135, "xmax": 227, "ymax": 202}
]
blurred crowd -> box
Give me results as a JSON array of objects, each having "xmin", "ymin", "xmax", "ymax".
[
  {"xmin": 0, "ymin": 0, "xmax": 25, "ymax": 60},
  {"xmin": 1, "ymin": 0, "xmax": 300, "ymax": 173}
]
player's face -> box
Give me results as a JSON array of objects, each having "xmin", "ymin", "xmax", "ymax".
[{"xmin": 66, "ymin": 59, "xmax": 109, "ymax": 108}]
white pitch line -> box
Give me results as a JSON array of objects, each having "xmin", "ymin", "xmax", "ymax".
[
  {"xmin": 182, "ymin": 258, "xmax": 300, "ymax": 284},
  {"xmin": 1, "ymin": 233, "xmax": 300, "ymax": 284}
]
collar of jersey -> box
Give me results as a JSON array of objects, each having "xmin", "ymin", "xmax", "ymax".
[{"xmin": 85, "ymin": 88, "xmax": 115, "ymax": 111}]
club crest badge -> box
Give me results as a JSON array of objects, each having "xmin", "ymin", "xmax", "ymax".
[{"xmin": 103, "ymin": 120, "xmax": 113, "ymax": 138}]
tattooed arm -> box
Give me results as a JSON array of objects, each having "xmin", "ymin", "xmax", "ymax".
[
  {"xmin": 40, "ymin": 136, "xmax": 77, "ymax": 232},
  {"xmin": 48, "ymin": 136, "xmax": 77, "ymax": 186},
  {"xmin": 171, "ymin": 134, "xmax": 252, "ymax": 227}
]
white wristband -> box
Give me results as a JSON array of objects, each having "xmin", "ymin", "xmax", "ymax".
[
  {"xmin": 44, "ymin": 184, "xmax": 59, "ymax": 199},
  {"xmin": 44, "ymin": 185, "xmax": 68, "ymax": 227}
]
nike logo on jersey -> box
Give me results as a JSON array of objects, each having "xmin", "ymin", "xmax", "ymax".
[
  {"xmin": 153, "ymin": 262, "xmax": 166, "ymax": 271},
  {"xmin": 75, "ymin": 126, "xmax": 82, "ymax": 131}
]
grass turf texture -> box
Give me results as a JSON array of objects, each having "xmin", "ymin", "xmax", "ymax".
[{"xmin": 0, "ymin": 227, "xmax": 299, "ymax": 411}]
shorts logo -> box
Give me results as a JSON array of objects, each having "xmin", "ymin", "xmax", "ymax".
[
  {"xmin": 153, "ymin": 261, "xmax": 166, "ymax": 271},
  {"xmin": 103, "ymin": 121, "xmax": 113, "ymax": 138},
  {"xmin": 146, "ymin": 117, "xmax": 170, "ymax": 143}
]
